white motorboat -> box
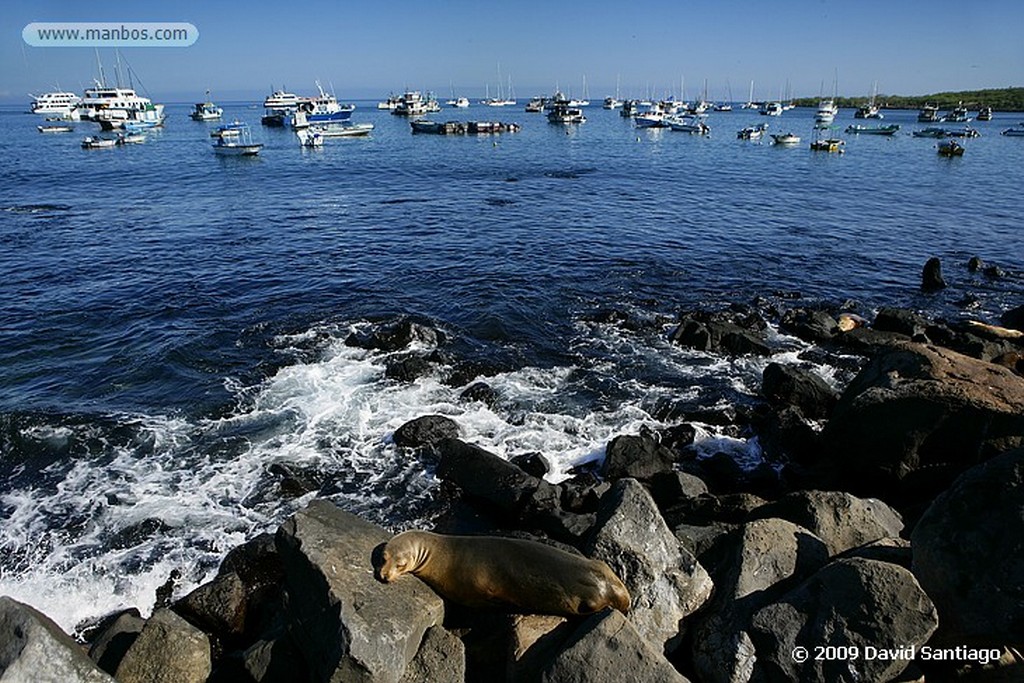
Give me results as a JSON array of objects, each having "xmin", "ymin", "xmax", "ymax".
[
  {"xmin": 81, "ymin": 136, "xmax": 117, "ymax": 149},
  {"xmin": 770, "ymin": 133, "xmax": 801, "ymax": 145},
  {"xmin": 668, "ymin": 114, "xmax": 710, "ymax": 134},
  {"xmin": 737, "ymin": 122, "xmax": 768, "ymax": 140},
  {"xmin": 314, "ymin": 122, "xmax": 374, "ymax": 137},
  {"xmin": 212, "ymin": 123, "xmax": 262, "ymax": 156},
  {"xmin": 759, "ymin": 101, "xmax": 783, "ymax": 117},
  {"xmin": 447, "ymin": 97, "xmax": 470, "ymax": 108},
  {"xmin": 38, "ymin": 124, "xmax": 74, "ymax": 133},
  {"xmin": 116, "ymin": 131, "xmax": 145, "ymax": 144},
  {"xmin": 392, "ymin": 91, "xmax": 429, "ymax": 116}
]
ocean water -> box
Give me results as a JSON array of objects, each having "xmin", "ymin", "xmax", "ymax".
[{"xmin": 1, "ymin": 101, "xmax": 1022, "ymax": 630}]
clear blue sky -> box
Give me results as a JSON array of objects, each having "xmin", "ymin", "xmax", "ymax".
[{"xmin": 4, "ymin": 0, "xmax": 1022, "ymax": 104}]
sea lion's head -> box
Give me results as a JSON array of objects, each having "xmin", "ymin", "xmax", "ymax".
[{"xmin": 377, "ymin": 531, "xmax": 427, "ymax": 583}]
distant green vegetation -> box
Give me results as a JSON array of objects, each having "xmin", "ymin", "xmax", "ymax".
[{"xmin": 791, "ymin": 87, "xmax": 1024, "ymax": 111}]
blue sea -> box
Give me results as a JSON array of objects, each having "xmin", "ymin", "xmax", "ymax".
[{"xmin": 1, "ymin": 100, "xmax": 1021, "ymax": 629}]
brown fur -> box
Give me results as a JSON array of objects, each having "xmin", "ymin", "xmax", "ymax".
[{"xmin": 378, "ymin": 531, "xmax": 630, "ymax": 617}]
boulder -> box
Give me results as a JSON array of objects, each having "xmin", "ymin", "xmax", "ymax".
[
  {"xmin": 1001, "ymin": 303, "xmax": 1024, "ymax": 332},
  {"xmin": 600, "ymin": 433, "xmax": 677, "ymax": 482},
  {"xmin": 510, "ymin": 452, "xmax": 551, "ymax": 478},
  {"xmin": 648, "ymin": 471, "xmax": 709, "ymax": 510},
  {"xmin": 692, "ymin": 519, "xmax": 830, "ymax": 683},
  {"xmin": 384, "ymin": 355, "xmax": 434, "ymax": 382},
  {"xmin": 0, "ymin": 596, "xmax": 115, "ymax": 682},
  {"xmin": 436, "ymin": 439, "xmax": 541, "ymax": 513},
  {"xmin": 670, "ymin": 317, "xmax": 771, "ymax": 356},
  {"xmin": 761, "ymin": 363, "xmax": 838, "ymax": 420},
  {"xmin": 241, "ymin": 634, "xmax": 307, "ymax": 683},
  {"xmin": 874, "ymin": 307, "xmax": 930, "ymax": 338},
  {"xmin": 459, "ymin": 382, "xmax": 497, "ymax": 406},
  {"xmin": 174, "ymin": 571, "xmax": 247, "ymax": 641},
  {"xmin": 398, "ymin": 626, "xmax": 465, "ymax": 683},
  {"xmin": 505, "ymin": 614, "xmax": 570, "ymax": 681},
  {"xmin": 921, "ymin": 257, "xmax": 946, "ymax": 291},
  {"xmin": 779, "ymin": 308, "xmax": 838, "ymax": 344},
  {"xmin": 584, "ymin": 479, "xmax": 713, "ymax": 654},
  {"xmin": 392, "ymin": 415, "xmax": 460, "ymax": 450},
  {"xmin": 538, "ymin": 609, "xmax": 689, "ymax": 683},
  {"xmin": 344, "ymin": 319, "xmax": 443, "ymax": 352},
  {"xmin": 747, "ymin": 490, "xmax": 904, "ymax": 556},
  {"xmin": 749, "ymin": 558, "xmax": 937, "ymax": 682},
  {"xmin": 275, "ymin": 500, "xmax": 444, "ymax": 683},
  {"xmin": 818, "ymin": 342, "xmax": 1024, "ymax": 506},
  {"xmin": 911, "ymin": 447, "xmax": 1024, "ymax": 646},
  {"xmin": 114, "ymin": 608, "xmax": 211, "ymax": 683},
  {"xmin": 88, "ymin": 610, "xmax": 145, "ymax": 675}
]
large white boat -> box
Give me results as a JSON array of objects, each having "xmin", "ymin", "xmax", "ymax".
[
  {"xmin": 814, "ymin": 99, "xmax": 838, "ymax": 124},
  {"xmin": 77, "ymin": 83, "xmax": 165, "ymax": 129},
  {"xmin": 759, "ymin": 101, "xmax": 783, "ymax": 117},
  {"xmin": 286, "ymin": 82, "xmax": 354, "ymax": 128},
  {"xmin": 392, "ymin": 91, "xmax": 430, "ymax": 117},
  {"xmin": 377, "ymin": 93, "xmax": 401, "ymax": 110},
  {"xmin": 447, "ymin": 96, "xmax": 470, "ymax": 108},
  {"xmin": 547, "ymin": 102, "xmax": 586, "ymax": 124},
  {"xmin": 263, "ymin": 87, "xmax": 307, "ymax": 126},
  {"xmin": 30, "ymin": 91, "xmax": 82, "ymax": 118}
]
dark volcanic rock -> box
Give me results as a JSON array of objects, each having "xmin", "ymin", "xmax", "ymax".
[
  {"xmin": 398, "ymin": 626, "xmax": 465, "ymax": 683},
  {"xmin": 114, "ymin": 608, "xmax": 211, "ymax": 683},
  {"xmin": 600, "ymin": 432, "xmax": 677, "ymax": 482},
  {"xmin": 874, "ymin": 307, "xmax": 930, "ymax": 338},
  {"xmin": 459, "ymin": 381, "xmax": 497, "ymax": 406},
  {"xmin": 761, "ymin": 362, "xmax": 838, "ymax": 420},
  {"xmin": 344, "ymin": 319, "xmax": 443, "ymax": 352},
  {"xmin": 779, "ymin": 308, "xmax": 838, "ymax": 344},
  {"xmin": 87, "ymin": 610, "xmax": 145, "ymax": 676},
  {"xmin": 393, "ymin": 415, "xmax": 460, "ymax": 449},
  {"xmin": 748, "ymin": 490, "xmax": 904, "ymax": 557},
  {"xmin": 384, "ymin": 355, "xmax": 434, "ymax": 382},
  {"xmin": 436, "ymin": 439, "xmax": 541, "ymax": 513},
  {"xmin": 911, "ymin": 448, "xmax": 1024, "ymax": 646},
  {"xmin": 173, "ymin": 572, "xmax": 248, "ymax": 642},
  {"xmin": 670, "ymin": 313, "xmax": 772, "ymax": 356},
  {"xmin": 0, "ymin": 596, "xmax": 115, "ymax": 682},
  {"xmin": 510, "ymin": 452, "xmax": 551, "ymax": 478},
  {"xmin": 691, "ymin": 518, "xmax": 829, "ymax": 683},
  {"xmin": 584, "ymin": 479, "xmax": 713, "ymax": 654},
  {"xmin": 1002, "ymin": 304, "xmax": 1024, "ymax": 332},
  {"xmin": 818, "ymin": 342, "xmax": 1024, "ymax": 507},
  {"xmin": 749, "ymin": 558, "xmax": 937, "ymax": 683},
  {"xmin": 276, "ymin": 500, "xmax": 444, "ymax": 682},
  {"xmin": 921, "ymin": 256, "xmax": 947, "ymax": 291},
  {"xmin": 537, "ymin": 609, "xmax": 689, "ymax": 682}
]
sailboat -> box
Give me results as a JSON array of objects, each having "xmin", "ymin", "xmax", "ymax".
[
  {"xmin": 603, "ymin": 75, "xmax": 623, "ymax": 109},
  {"xmin": 714, "ymin": 81, "xmax": 733, "ymax": 111},
  {"xmin": 569, "ymin": 75, "xmax": 590, "ymax": 107},
  {"xmin": 741, "ymin": 80, "xmax": 757, "ymax": 109},
  {"xmin": 815, "ymin": 72, "xmax": 840, "ymax": 126}
]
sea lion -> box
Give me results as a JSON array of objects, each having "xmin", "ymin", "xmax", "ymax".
[
  {"xmin": 377, "ymin": 531, "xmax": 630, "ymax": 617},
  {"xmin": 966, "ymin": 320, "xmax": 1024, "ymax": 340}
]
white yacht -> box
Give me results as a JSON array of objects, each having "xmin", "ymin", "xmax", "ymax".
[
  {"xmin": 815, "ymin": 99, "xmax": 838, "ymax": 124},
  {"xmin": 76, "ymin": 83, "xmax": 165, "ymax": 130},
  {"xmin": 30, "ymin": 91, "xmax": 82, "ymax": 118},
  {"xmin": 190, "ymin": 91, "xmax": 223, "ymax": 121}
]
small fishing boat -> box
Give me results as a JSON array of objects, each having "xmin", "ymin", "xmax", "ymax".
[
  {"xmin": 854, "ymin": 82, "xmax": 883, "ymax": 119},
  {"xmin": 1001, "ymin": 123, "xmax": 1024, "ymax": 137},
  {"xmin": 770, "ymin": 133, "xmax": 800, "ymax": 145},
  {"xmin": 314, "ymin": 122, "xmax": 374, "ymax": 137},
  {"xmin": 759, "ymin": 101, "xmax": 783, "ymax": 117},
  {"xmin": 944, "ymin": 126, "xmax": 980, "ymax": 139},
  {"xmin": 845, "ymin": 124, "xmax": 900, "ymax": 136},
  {"xmin": 737, "ymin": 123, "xmax": 768, "ymax": 140},
  {"xmin": 190, "ymin": 91, "xmax": 223, "ymax": 121},
  {"xmin": 668, "ymin": 114, "xmax": 710, "ymax": 134},
  {"xmin": 38, "ymin": 125, "xmax": 73, "ymax": 133},
  {"xmin": 976, "ymin": 107, "xmax": 993, "ymax": 121},
  {"xmin": 81, "ymin": 136, "xmax": 117, "ymax": 149},
  {"xmin": 937, "ymin": 140, "xmax": 964, "ymax": 156},
  {"xmin": 116, "ymin": 131, "xmax": 145, "ymax": 145},
  {"xmin": 602, "ymin": 96, "xmax": 622, "ymax": 110},
  {"xmin": 810, "ymin": 128, "xmax": 844, "ymax": 152},
  {"xmin": 912, "ymin": 127, "xmax": 947, "ymax": 138},
  {"xmin": 212, "ymin": 122, "xmax": 262, "ymax": 156},
  {"xmin": 211, "ymin": 121, "xmax": 247, "ymax": 138}
]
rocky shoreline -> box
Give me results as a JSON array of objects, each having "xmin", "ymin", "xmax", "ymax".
[{"xmin": 3, "ymin": 258, "xmax": 1023, "ymax": 682}]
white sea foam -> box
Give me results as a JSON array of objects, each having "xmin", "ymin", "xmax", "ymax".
[{"xmin": 0, "ymin": 317, "xmax": 840, "ymax": 631}]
